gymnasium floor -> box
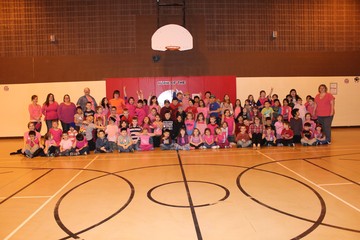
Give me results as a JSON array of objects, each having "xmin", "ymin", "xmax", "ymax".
[{"xmin": 0, "ymin": 128, "xmax": 359, "ymax": 240}]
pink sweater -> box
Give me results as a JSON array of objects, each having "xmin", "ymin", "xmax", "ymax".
[
  {"xmin": 28, "ymin": 104, "xmax": 42, "ymax": 121},
  {"xmin": 58, "ymin": 102, "xmax": 76, "ymax": 123}
]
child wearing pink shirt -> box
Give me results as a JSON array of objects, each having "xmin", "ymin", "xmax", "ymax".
[
  {"xmin": 105, "ymin": 116, "xmax": 119, "ymax": 151},
  {"xmin": 281, "ymin": 99, "xmax": 293, "ymax": 122},
  {"xmin": 195, "ymin": 113, "xmax": 207, "ymax": 135},
  {"xmin": 203, "ymin": 128, "xmax": 217, "ymax": 149},
  {"xmin": 189, "ymin": 128, "xmax": 204, "ymax": 149},
  {"xmin": 135, "ymin": 100, "xmax": 147, "ymax": 125},
  {"xmin": 207, "ymin": 116, "xmax": 218, "ymax": 135},
  {"xmin": 138, "ymin": 128, "xmax": 155, "ymax": 151},
  {"xmin": 185, "ymin": 112, "xmax": 196, "ymax": 136},
  {"xmin": 44, "ymin": 132, "xmax": 58, "ymax": 157},
  {"xmin": 196, "ymin": 100, "xmax": 209, "ymax": 121},
  {"xmin": 215, "ymin": 127, "xmax": 230, "ymax": 148},
  {"xmin": 59, "ymin": 133, "xmax": 73, "ymax": 156},
  {"xmin": 108, "ymin": 106, "xmax": 120, "ymax": 126},
  {"xmin": 274, "ymin": 115, "xmax": 284, "ymax": 140},
  {"xmin": 222, "ymin": 109, "xmax": 235, "ymax": 142},
  {"xmin": 22, "ymin": 131, "xmax": 40, "ymax": 158},
  {"xmin": 94, "ymin": 106, "xmax": 106, "ymax": 126},
  {"xmin": 74, "ymin": 133, "xmax": 89, "ymax": 155},
  {"xmin": 49, "ymin": 120, "xmax": 63, "ymax": 146}
]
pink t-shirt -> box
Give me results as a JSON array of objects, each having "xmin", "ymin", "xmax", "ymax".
[
  {"xmin": 190, "ymin": 135, "xmax": 202, "ymax": 144},
  {"xmin": 106, "ymin": 124, "xmax": 119, "ymax": 142},
  {"xmin": 274, "ymin": 121, "xmax": 284, "ymax": 138},
  {"xmin": 152, "ymin": 122, "xmax": 163, "ymax": 135},
  {"xmin": 139, "ymin": 134, "xmax": 151, "ymax": 145},
  {"xmin": 233, "ymin": 106, "xmax": 241, "ymax": 119},
  {"xmin": 203, "ymin": 135, "xmax": 214, "ymax": 145},
  {"xmin": 197, "ymin": 107, "xmax": 209, "ymax": 119},
  {"xmin": 28, "ymin": 104, "xmax": 42, "ymax": 121},
  {"xmin": 149, "ymin": 104, "xmax": 161, "ymax": 114},
  {"xmin": 306, "ymin": 104, "xmax": 317, "ymax": 119},
  {"xmin": 126, "ymin": 103, "xmax": 136, "ymax": 118},
  {"xmin": 135, "ymin": 107, "xmax": 147, "ymax": 125},
  {"xmin": 26, "ymin": 138, "xmax": 39, "ymax": 147},
  {"xmin": 216, "ymin": 132, "xmax": 227, "ymax": 143},
  {"xmin": 94, "ymin": 113, "xmax": 106, "ymax": 125},
  {"xmin": 148, "ymin": 113, "xmax": 156, "ymax": 122},
  {"xmin": 76, "ymin": 138, "xmax": 88, "ymax": 149},
  {"xmin": 60, "ymin": 139, "xmax": 73, "ymax": 150},
  {"xmin": 195, "ymin": 121, "xmax": 207, "ymax": 135},
  {"xmin": 49, "ymin": 128, "xmax": 63, "ymax": 145},
  {"xmin": 315, "ymin": 93, "xmax": 335, "ymax": 117},
  {"xmin": 224, "ymin": 117, "xmax": 235, "ymax": 136},
  {"xmin": 24, "ymin": 131, "xmax": 42, "ymax": 142},
  {"xmin": 207, "ymin": 123, "xmax": 218, "ymax": 135},
  {"xmin": 45, "ymin": 139, "xmax": 56, "ymax": 147}
]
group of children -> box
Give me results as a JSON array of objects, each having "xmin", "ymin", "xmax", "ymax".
[{"xmin": 22, "ymin": 88, "xmax": 329, "ymax": 158}]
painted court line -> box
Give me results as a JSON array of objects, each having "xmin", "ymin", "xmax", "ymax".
[
  {"xmin": 318, "ymin": 182, "xmax": 360, "ymax": 187},
  {"xmin": 257, "ymin": 151, "xmax": 360, "ymax": 213},
  {"xmin": 0, "ymin": 196, "xmax": 52, "ymax": 199},
  {"xmin": 4, "ymin": 156, "xmax": 99, "ymax": 240}
]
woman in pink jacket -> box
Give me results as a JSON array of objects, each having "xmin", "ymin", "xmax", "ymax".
[{"xmin": 28, "ymin": 95, "xmax": 42, "ymax": 132}]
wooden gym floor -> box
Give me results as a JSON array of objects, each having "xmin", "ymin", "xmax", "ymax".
[{"xmin": 0, "ymin": 128, "xmax": 359, "ymax": 240}]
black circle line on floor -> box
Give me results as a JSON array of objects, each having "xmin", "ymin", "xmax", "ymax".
[
  {"xmin": 0, "ymin": 154, "xmax": 359, "ymax": 238},
  {"xmin": 237, "ymin": 163, "xmax": 326, "ymax": 240},
  {"xmin": 54, "ymin": 172, "xmax": 135, "ymax": 240},
  {"xmin": 147, "ymin": 180, "xmax": 230, "ymax": 208}
]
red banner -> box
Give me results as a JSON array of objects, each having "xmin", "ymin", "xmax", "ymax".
[{"xmin": 106, "ymin": 76, "xmax": 236, "ymax": 105}]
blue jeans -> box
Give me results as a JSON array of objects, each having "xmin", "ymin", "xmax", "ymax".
[{"xmin": 317, "ymin": 115, "xmax": 333, "ymax": 142}]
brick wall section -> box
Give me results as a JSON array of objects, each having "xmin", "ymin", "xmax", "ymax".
[{"xmin": 0, "ymin": 0, "xmax": 359, "ymax": 83}]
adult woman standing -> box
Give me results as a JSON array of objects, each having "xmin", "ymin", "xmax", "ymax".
[
  {"xmin": 42, "ymin": 93, "xmax": 59, "ymax": 132},
  {"xmin": 58, "ymin": 94, "xmax": 77, "ymax": 132},
  {"xmin": 28, "ymin": 95, "xmax": 42, "ymax": 132},
  {"xmin": 314, "ymin": 84, "xmax": 335, "ymax": 143}
]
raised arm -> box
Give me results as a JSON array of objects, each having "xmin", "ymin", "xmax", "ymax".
[{"xmin": 123, "ymin": 86, "xmax": 127, "ymax": 99}]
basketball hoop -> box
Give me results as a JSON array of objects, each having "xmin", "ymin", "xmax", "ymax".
[
  {"xmin": 151, "ymin": 24, "xmax": 193, "ymax": 51},
  {"xmin": 165, "ymin": 46, "xmax": 181, "ymax": 51}
]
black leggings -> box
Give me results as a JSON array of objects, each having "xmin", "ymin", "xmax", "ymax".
[{"xmin": 251, "ymin": 133, "xmax": 263, "ymax": 145}]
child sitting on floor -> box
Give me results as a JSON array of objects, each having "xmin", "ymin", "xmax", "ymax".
[
  {"xmin": 236, "ymin": 125, "xmax": 252, "ymax": 148},
  {"xmin": 117, "ymin": 128, "xmax": 134, "ymax": 153},
  {"xmin": 203, "ymin": 128, "xmax": 217, "ymax": 149},
  {"xmin": 59, "ymin": 132, "xmax": 74, "ymax": 156},
  {"xmin": 95, "ymin": 130, "xmax": 112, "ymax": 153},
  {"xmin": 160, "ymin": 130, "xmax": 174, "ymax": 150}
]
